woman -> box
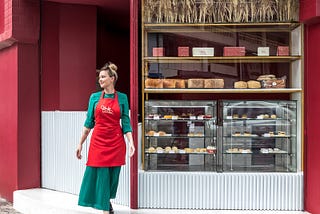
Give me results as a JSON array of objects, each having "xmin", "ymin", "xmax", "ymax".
[{"xmin": 76, "ymin": 62, "xmax": 135, "ymax": 214}]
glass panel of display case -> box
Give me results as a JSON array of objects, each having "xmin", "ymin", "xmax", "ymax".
[
  {"xmin": 144, "ymin": 100, "xmax": 217, "ymax": 171},
  {"xmin": 220, "ymin": 100, "xmax": 297, "ymax": 172}
]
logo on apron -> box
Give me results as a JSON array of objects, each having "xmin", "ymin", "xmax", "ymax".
[{"xmin": 101, "ymin": 105, "xmax": 114, "ymax": 114}]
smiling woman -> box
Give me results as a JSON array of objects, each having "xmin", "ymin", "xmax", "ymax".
[{"xmin": 76, "ymin": 62, "xmax": 135, "ymax": 214}]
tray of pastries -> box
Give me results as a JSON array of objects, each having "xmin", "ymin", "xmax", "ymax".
[
  {"xmin": 232, "ymin": 132, "xmax": 258, "ymax": 137},
  {"xmin": 226, "ymin": 148, "xmax": 252, "ymax": 154},
  {"xmin": 260, "ymin": 148, "xmax": 287, "ymax": 154}
]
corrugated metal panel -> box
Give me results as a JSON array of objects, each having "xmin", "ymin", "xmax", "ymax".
[
  {"xmin": 138, "ymin": 172, "xmax": 303, "ymax": 210},
  {"xmin": 41, "ymin": 111, "xmax": 130, "ymax": 206}
]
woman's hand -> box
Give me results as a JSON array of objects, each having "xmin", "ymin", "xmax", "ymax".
[
  {"xmin": 129, "ymin": 142, "xmax": 135, "ymax": 157},
  {"xmin": 76, "ymin": 144, "xmax": 83, "ymax": 159}
]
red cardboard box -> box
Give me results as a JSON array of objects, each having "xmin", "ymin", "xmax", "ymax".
[
  {"xmin": 223, "ymin": 47, "xmax": 246, "ymax": 56},
  {"xmin": 178, "ymin": 46, "xmax": 189, "ymax": 57},
  {"xmin": 152, "ymin": 47, "xmax": 165, "ymax": 57},
  {"xmin": 277, "ymin": 46, "xmax": 289, "ymax": 56}
]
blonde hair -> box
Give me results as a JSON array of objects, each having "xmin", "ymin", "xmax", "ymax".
[{"xmin": 100, "ymin": 62, "xmax": 118, "ymax": 86}]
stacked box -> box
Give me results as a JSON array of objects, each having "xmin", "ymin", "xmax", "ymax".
[
  {"xmin": 257, "ymin": 47, "xmax": 270, "ymax": 56},
  {"xmin": 152, "ymin": 47, "xmax": 165, "ymax": 57},
  {"xmin": 192, "ymin": 47, "xmax": 214, "ymax": 56},
  {"xmin": 277, "ymin": 46, "xmax": 289, "ymax": 56},
  {"xmin": 178, "ymin": 46, "xmax": 190, "ymax": 56},
  {"xmin": 223, "ymin": 47, "xmax": 246, "ymax": 56}
]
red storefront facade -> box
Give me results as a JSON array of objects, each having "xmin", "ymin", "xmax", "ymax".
[{"xmin": 0, "ymin": 0, "xmax": 319, "ymax": 213}]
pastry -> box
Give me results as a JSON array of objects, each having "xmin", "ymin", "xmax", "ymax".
[
  {"xmin": 278, "ymin": 131, "xmax": 286, "ymax": 136},
  {"xmin": 163, "ymin": 115, "xmax": 172, "ymax": 119},
  {"xmin": 175, "ymin": 79, "xmax": 186, "ymax": 88},
  {"xmin": 269, "ymin": 131, "xmax": 274, "ymax": 136},
  {"xmin": 184, "ymin": 148, "xmax": 194, "ymax": 153},
  {"xmin": 234, "ymin": 132, "xmax": 241, "ymax": 136},
  {"xmin": 172, "ymin": 146, "xmax": 178, "ymax": 151},
  {"xmin": 247, "ymin": 80, "xmax": 261, "ymax": 89},
  {"xmin": 204, "ymin": 79, "xmax": 224, "ymax": 88},
  {"xmin": 200, "ymin": 148, "xmax": 207, "ymax": 153},
  {"xmin": 188, "ymin": 79, "xmax": 204, "ymax": 88},
  {"xmin": 263, "ymin": 114, "xmax": 269, "ymax": 119},
  {"xmin": 163, "ymin": 79, "xmax": 176, "ymax": 88},
  {"xmin": 241, "ymin": 114, "xmax": 247, "ymax": 119},
  {"xmin": 232, "ymin": 114, "xmax": 239, "ymax": 119},
  {"xmin": 234, "ymin": 81, "xmax": 247, "ymax": 89},
  {"xmin": 147, "ymin": 130, "xmax": 155, "ymax": 136},
  {"xmin": 145, "ymin": 78, "xmax": 163, "ymax": 88},
  {"xmin": 165, "ymin": 146, "xmax": 171, "ymax": 152},
  {"xmin": 148, "ymin": 147, "xmax": 156, "ymax": 153},
  {"xmin": 206, "ymin": 146, "xmax": 216, "ymax": 154},
  {"xmin": 204, "ymin": 114, "xmax": 212, "ymax": 119},
  {"xmin": 270, "ymin": 114, "xmax": 277, "ymax": 119},
  {"xmin": 243, "ymin": 131, "xmax": 251, "ymax": 136},
  {"xmin": 158, "ymin": 131, "xmax": 166, "ymax": 136}
]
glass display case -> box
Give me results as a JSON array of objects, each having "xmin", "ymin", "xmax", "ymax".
[
  {"xmin": 220, "ymin": 100, "xmax": 297, "ymax": 172},
  {"xmin": 143, "ymin": 100, "xmax": 217, "ymax": 171}
]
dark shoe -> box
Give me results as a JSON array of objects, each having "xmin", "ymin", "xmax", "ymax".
[{"xmin": 109, "ymin": 202, "xmax": 114, "ymax": 213}]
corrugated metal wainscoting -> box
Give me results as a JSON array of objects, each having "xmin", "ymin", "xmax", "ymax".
[
  {"xmin": 138, "ymin": 171, "xmax": 303, "ymax": 210},
  {"xmin": 41, "ymin": 111, "xmax": 131, "ymax": 206}
]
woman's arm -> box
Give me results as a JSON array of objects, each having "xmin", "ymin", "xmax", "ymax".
[
  {"xmin": 125, "ymin": 132, "xmax": 135, "ymax": 157},
  {"xmin": 76, "ymin": 127, "xmax": 91, "ymax": 159}
]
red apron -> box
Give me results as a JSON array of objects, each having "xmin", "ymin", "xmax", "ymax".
[{"xmin": 86, "ymin": 91, "xmax": 126, "ymax": 167}]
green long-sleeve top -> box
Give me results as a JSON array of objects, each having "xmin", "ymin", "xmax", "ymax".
[{"xmin": 84, "ymin": 91, "xmax": 132, "ymax": 134}]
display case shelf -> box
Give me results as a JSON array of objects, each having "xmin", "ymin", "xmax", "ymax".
[
  {"xmin": 145, "ymin": 56, "xmax": 301, "ymax": 63},
  {"xmin": 144, "ymin": 88, "xmax": 302, "ymax": 94}
]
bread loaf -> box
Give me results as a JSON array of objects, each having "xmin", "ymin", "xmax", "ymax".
[
  {"xmin": 145, "ymin": 78, "xmax": 163, "ymax": 88},
  {"xmin": 163, "ymin": 79, "xmax": 176, "ymax": 88},
  {"xmin": 234, "ymin": 81, "xmax": 247, "ymax": 89},
  {"xmin": 188, "ymin": 79, "xmax": 204, "ymax": 88},
  {"xmin": 257, "ymin": 74, "xmax": 276, "ymax": 81},
  {"xmin": 175, "ymin": 79, "xmax": 186, "ymax": 88},
  {"xmin": 247, "ymin": 80, "xmax": 261, "ymax": 88},
  {"xmin": 204, "ymin": 79, "xmax": 224, "ymax": 88}
]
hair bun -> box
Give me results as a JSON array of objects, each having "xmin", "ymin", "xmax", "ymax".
[{"xmin": 108, "ymin": 63, "xmax": 118, "ymax": 72}]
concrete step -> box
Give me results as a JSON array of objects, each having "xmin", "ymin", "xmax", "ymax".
[{"xmin": 13, "ymin": 188, "xmax": 310, "ymax": 214}]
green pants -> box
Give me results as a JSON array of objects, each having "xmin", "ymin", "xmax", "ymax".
[{"xmin": 78, "ymin": 166, "xmax": 121, "ymax": 211}]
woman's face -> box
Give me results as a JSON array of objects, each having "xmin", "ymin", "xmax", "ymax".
[{"xmin": 99, "ymin": 70, "xmax": 114, "ymax": 89}]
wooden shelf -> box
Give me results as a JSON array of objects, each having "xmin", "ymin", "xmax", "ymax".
[
  {"xmin": 144, "ymin": 88, "xmax": 302, "ymax": 94},
  {"xmin": 144, "ymin": 22, "xmax": 301, "ymax": 33},
  {"xmin": 145, "ymin": 56, "xmax": 301, "ymax": 64}
]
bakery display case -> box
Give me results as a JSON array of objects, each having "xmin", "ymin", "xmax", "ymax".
[
  {"xmin": 141, "ymin": 1, "xmax": 303, "ymax": 173},
  {"xmin": 220, "ymin": 100, "xmax": 297, "ymax": 172},
  {"xmin": 143, "ymin": 100, "xmax": 217, "ymax": 171}
]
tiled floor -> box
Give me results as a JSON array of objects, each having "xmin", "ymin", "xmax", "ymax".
[{"xmin": 13, "ymin": 189, "xmax": 310, "ymax": 214}]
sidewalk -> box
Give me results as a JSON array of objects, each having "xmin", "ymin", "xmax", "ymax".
[
  {"xmin": 0, "ymin": 198, "xmax": 21, "ymax": 214},
  {"xmin": 9, "ymin": 188, "xmax": 311, "ymax": 214}
]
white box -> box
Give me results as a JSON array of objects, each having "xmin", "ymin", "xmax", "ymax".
[
  {"xmin": 192, "ymin": 47, "xmax": 214, "ymax": 56},
  {"xmin": 257, "ymin": 47, "xmax": 270, "ymax": 56}
]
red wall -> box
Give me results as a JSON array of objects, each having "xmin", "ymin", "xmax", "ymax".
[
  {"xmin": 0, "ymin": 45, "xmax": 19, "ymax": 201},
  {"xmin": 304, "ymin": 23, "xmax": 320, "ymax": 213},
  {"xmin": 0, "ymin": 0, "xmax": 40, "ymax": 202},
  {"xmin": 300, "ymin": 0, "xmax": 320, "ymax": 213},
  {"xmin": 41, "ymin": 2, "xmax": 97, "ymax": 111}
]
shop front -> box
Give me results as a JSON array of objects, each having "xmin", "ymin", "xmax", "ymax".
[{"xmin": 1, "ymin": 0, "xmax": 320, "ymax": 213}]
